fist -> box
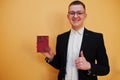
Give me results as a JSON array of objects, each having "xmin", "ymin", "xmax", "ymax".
[{"xmin": 75, "ymin": 51, "xmax": 91, "ymax": 70}]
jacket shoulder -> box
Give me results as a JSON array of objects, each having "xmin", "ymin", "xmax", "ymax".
[
  {"xmin": 57, "ymin": 31, "xmax": 70, "ymax": 38},
  {"xmin": 85, "ymin": 29, "xmax": 103, "ymax": 37}
]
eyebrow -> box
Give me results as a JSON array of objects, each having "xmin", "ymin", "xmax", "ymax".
[{"xmin": 68, "ymin": 11, "xmax": 85, "ymax": 12}]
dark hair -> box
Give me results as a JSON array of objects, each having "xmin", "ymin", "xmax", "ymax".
[{"xmin": 68, "ymin": 0, "xmax": 86, "ymax": 11}]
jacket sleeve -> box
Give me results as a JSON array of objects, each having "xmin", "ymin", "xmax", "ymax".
[{"xmin": 90, "ymin": 34, "xmax": 110, "ymax": 76}]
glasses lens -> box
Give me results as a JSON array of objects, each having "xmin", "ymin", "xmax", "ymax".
[{"xmin": 68, "ymin": 11, "xmax": 85, "ymax": 16}]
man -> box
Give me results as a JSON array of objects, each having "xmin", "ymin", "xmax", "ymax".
[{"xmin": 43, "ymin": 0, "xmax": 110, "ymax": 80}]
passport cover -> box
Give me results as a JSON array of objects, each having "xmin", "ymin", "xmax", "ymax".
[{"xmin": 37, "ymin": 36, "xmax": 49, "ymax": 52}]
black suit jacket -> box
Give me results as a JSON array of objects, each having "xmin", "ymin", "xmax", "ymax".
[{"xmin": 48, "ymin": 28, "xmax": 110, "ymax": 80}]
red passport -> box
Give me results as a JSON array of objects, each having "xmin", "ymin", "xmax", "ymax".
[{"xmin": 37, "ymin": 36, "xmax": 49, "ymax": 52}]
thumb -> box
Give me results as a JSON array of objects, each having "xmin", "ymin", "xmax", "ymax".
[{"xmin": 80, "ymin": 51, "xmax": 84, "ymax": 57}]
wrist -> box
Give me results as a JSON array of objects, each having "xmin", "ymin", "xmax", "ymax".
[
  {"xmin": 87, "ymin": 62, "xmax": 91, "ymax": 75},
  {"xmin": 87, "ymin": 69, "xmax": 91, "ymax": 75},
  {"xmin": 45, "ymin": 55, "xmax": 54, "ymax": 63},
  {"xmin": 45, "ymin": 57, "xmax": 52, "ymax": 63}
]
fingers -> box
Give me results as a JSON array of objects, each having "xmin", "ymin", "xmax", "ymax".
[
  {"xmin": 75, "ymin": 58, "xmax": 82, "ymax": 64},
  {"xmin": 75, "ymin": 51, "xmax": 85, "ymax": 64},
  {"xmin": 42, "ymin": 47, "xmax": 54, "ymax": 58},
  {"xmin": 75, "ymin": 58, "xmax": 83, "ymax": 69},
  {"xmin": 75, "ymin": 58, "xmax": 79, "ymax": 64},
  {"xmin": 75, "ymin": 51, "xmax": 88, "ymax": 70},
  {"xmin": 80, "ymin": 50, "xmax": 84, "ymax": 57}
]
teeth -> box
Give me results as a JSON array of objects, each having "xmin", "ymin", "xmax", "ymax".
[
  {"xmin": 73, "ymin": 20, "xmax": 80, "ymax": 22},
  {"xmin": 72, "ymin": 18, "xmax": 80, "ymax": 21}
]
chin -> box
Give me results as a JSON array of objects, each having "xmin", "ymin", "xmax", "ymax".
[
  {"xmin": 72, "ymin": 22, "xmax": 81, "ymax": 26},
  {"xmin": 72, "ymin": 24, "xmax": 80, "ymax": 27}
]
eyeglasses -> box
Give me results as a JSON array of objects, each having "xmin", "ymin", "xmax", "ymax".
[{"xmin": 68, "ymin": 11, "xmax": 85, "ymax": 16}]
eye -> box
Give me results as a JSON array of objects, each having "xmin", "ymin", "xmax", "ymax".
[
  {"xmin": 77, "ymin": 12, "xmax": 84, "ymax": 15},
  {"xmin": 68, "ymin": 11, "xmax": 85, "ymax": 15},
  {"xmin": 68, "ymin": 11, "xmax": 75, "ymax": 15}
]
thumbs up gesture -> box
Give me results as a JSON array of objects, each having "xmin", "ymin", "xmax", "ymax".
[{"xmin": 75, "ymin": 51, "xmax": 91, "ymax": 70}]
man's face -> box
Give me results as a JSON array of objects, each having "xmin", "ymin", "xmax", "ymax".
[{"xmin": 67, "ymin": 5, "xmax": 87, "ymax": 30}]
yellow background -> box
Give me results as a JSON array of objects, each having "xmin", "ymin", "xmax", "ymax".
[{"xmin": 0, "ymin": 0, "xmax": 120, "ymax": 80}]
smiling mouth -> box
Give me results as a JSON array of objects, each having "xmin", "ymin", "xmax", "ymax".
[
  {"xmin": 72, "ymin": 17, "xmax": 81, "ymax": 22},
  {"xmin": 72, "ymin": 19, "xmax": 80, "ymax": 23}
]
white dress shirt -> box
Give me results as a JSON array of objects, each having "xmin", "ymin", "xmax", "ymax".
[{"xmin": 65, "ymin": 27, "xmax": 84, "ymax": 80}]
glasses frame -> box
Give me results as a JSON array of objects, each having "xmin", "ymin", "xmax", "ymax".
[{"xmin": 68, "ymin": 11, "xmax": 85, "ymax": 16}]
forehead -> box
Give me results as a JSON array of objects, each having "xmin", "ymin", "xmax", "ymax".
[{"xmin": 69, "ymin": 5, "xmax": 85, "ymax": 11}]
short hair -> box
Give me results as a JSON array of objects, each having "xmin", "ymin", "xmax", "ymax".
[{"xmin": 68, "ymin": 0, "xmax": 86, "ymax": 11}]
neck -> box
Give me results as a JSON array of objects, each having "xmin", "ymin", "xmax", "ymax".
[{"xmin": 72, "ymin": 25, "xmax": 84, "ymax": 31}]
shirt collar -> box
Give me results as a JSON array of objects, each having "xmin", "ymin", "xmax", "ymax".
[{"xmin": 71, "ymin": 27, "xmax": 84, "ymax": 35}]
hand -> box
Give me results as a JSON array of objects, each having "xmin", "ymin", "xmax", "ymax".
[
  {"xmin": 75, "ymin": 51, "xmax": 91, "ymax": 70},
  {"xmin": 42, "ymin": 47, "xmax": 54, "ymax": 61}
]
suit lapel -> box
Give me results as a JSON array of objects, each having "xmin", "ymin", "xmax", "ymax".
[
  {"xmin": 63, "ymin": 31, "xmax": 70, "ymax": 66},
  {"xmin": 80, "ymin": 28, "xmax": 90, "ymax": 55}
]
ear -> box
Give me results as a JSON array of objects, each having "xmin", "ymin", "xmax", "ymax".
[
  {"xmin": 67, "ymin": 14, "xmax": 69, "ymax": 19},
  {"xmin": 84, "ymin": 13, "xmax": 87, "ymax": 18}
]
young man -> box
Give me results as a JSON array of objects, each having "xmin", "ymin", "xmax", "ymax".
[{"xmin": 43, "ymin": 0, "xmax": 110, "ymax": 80}]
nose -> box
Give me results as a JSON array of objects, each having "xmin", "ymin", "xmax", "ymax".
[{"xmin": 73, "ymin": 13, "xmax": 79, "ymax": 18}]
